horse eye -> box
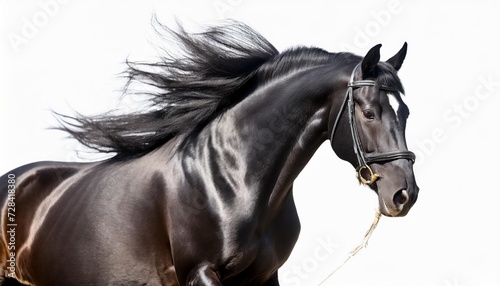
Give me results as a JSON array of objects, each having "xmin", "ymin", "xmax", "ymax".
[{"xmin": 363, "ymin": 110, "xmax": 375, "ymax": 120}]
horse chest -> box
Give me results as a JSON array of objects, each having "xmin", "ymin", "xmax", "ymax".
[{"xmin": 222, "ymin": 198, "xmax": 301, "ymax": 282}]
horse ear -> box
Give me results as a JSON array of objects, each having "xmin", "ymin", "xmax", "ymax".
[
  {"xmin": 361, "ymin": 44, "xmax": 382, "ymax": 77},
  {"xmin": 386, "ymin": 42, "xmax": 407, "ymax": 71}
]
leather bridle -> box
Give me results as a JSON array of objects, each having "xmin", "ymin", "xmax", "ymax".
[{"xmin": 330, "ymin": 64, "xmax": 416, "ymax": 185}]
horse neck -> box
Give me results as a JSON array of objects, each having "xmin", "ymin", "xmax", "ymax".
[{"xmin": 214, "ymin": 64, "xmax": 350, "ymax": 206}]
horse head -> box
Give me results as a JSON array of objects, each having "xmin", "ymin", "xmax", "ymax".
[{"xmin": 330, "ymin": 43, "xmax": 419, "ymax": 217}]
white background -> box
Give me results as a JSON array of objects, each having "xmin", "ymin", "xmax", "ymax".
[{"xmin": 1, "ymin": 1, "xmax": 500, "ymax": 285}]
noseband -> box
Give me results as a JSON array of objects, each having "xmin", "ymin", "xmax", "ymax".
[{"xmin": 330, "ymin": 64, "xmax": 416, "ymax": 185}]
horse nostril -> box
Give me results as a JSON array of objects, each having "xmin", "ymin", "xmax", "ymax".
[{"xmin": 393, "ymin": 189, "xmax": 409, "ymax": 207}]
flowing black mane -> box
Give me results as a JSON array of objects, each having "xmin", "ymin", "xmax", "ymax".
[{"xmin": 58, "ymin": 20, "xmax": 350, "ymax": 155}]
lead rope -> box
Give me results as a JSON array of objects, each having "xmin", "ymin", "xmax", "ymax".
[{"xmin": 317, "ymin": 208, "xmax": 382, "ymax": 286}]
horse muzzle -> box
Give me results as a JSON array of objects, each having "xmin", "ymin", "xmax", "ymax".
[
  {"xmin": 360, "ymin": 160, "xmax": 418, "ymax": 217},
  {"xmin": 377, "ymin": 180, "xmax": 419, "ymax": 217}
]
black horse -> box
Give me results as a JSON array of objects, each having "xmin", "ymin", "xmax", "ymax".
[{"xmin": 0, "ymin": 21, "xmax": 418, "ymax": 285}]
